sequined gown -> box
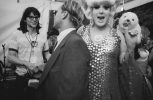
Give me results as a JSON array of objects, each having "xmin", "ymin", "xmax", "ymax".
[{"xmin": 79, "ymin": 26, "xmax": 122, "ymax": 100}]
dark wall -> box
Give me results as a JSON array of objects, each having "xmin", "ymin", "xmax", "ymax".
[
  {"xmin": 115, "ymin": 1, "xmax": 153, "ymax": 39},
  {"xmin": 129, "ymin": 1, "xmax": 153, "ymax": 39}
]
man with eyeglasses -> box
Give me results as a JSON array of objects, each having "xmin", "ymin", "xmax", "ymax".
[
  {"xmin": 7, "ymin": 7, "xmax": 50, "ymax": 100},
  {"xmin": 37, "ymin": 0, "xmax": 90, "ymax": 100}
]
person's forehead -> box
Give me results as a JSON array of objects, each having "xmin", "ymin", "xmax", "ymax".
[
  {"xmin": 93, "ymin": 1, "xmax": 113, "ymax": 6},
  {"xmin": 29, "ymin": 12, "xmax": 38, "ymax": 17}
]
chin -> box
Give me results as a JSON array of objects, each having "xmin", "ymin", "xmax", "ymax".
[
  {"xmin": 30, "ymin": 24, "xmax": 38, "ymax": 28},
  {"xmin": 95, "ymin": 19, "xmax": 108, "ymax": 27},
  {"xmin": 96, "ymin": 22, "xmax": 107, "ymax": 27}
]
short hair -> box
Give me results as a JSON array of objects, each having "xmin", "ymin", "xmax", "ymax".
[
  {"xmin": 18, "ymin": 7, "xmax": 41, "ymax": 34},
  {"xmin": 61, "ymin": 0, "xmax": 84, "ymax": 29}
]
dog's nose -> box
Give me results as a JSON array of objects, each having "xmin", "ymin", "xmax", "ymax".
[{"xmin": 127, "ymin": 19, "xmax": 130, "ymax": 22}]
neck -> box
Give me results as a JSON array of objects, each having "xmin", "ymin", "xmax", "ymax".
[
  {"xmin": 27, "ymin": 26, "xmax": 37, "ymax": 34},
  {"xmin": 58, "ymin": 20, "xmax": 74, "ymax": 33},
  {"xmin": 91, "ymin": 24, "xmax": 111, "ymax": 35}
]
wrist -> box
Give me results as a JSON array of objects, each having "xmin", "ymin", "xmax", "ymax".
[
  {"xmin": 33, "ymin": 66, "xmax": 39, "ymax": 73},
  {"xmin": 22, "ymin": 61, "xmax": 30, "ymax": 69}
]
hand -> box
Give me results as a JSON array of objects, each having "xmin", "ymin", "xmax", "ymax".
[
  {"xmin": 120, "ymin": 52, "xmax": 126, "ymax": 63},
  {"xmin": 120, "ymin": 52, "xmax": 130, "ymax": 64},
  {"xmin": 124, "ymin": 31, "xmax": 138, "ymax": 50},
  {"xmin": 37, "ymin": 64, "xmax": 45, "ymax": 72},
  {"xmin": 32, "ymin": 66, "xmax": 39, "ymax": 73},
  {"xmin": 30, "ymin": 64, "xmax": 45, "ymax": 73},
  {"xmin": 23, "ymin": 62, "xmax": 36, "ymax": 75},
  {"xmin": 23, "ymin": 62, "xmax": 36, "ymax": 70},
  {"xmin": 28, "ymin": 79, "xmax": 39, "ymax": 89}
]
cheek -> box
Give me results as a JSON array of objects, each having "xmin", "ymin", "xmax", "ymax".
[
  {"xmin": 90, "ymin": 12, "xmax": 97, "ymax": 21},
  {"xmin": 25, "ymin": 19, "xmax": 30, "ymax": 25},
  {"xmin": 105, "ymin": 9, "xmax": 111, "ymax": 15},
  {"xmin": 91, "ymin": 10, "xmax": 97, "ymax": 17},
  {"xmin": 92, "ymin": 14, "xmax": 97, "ymax": 20},
  {"xmin": 54, "ymin": 14, "xmax": 58, "ymax": 21}
]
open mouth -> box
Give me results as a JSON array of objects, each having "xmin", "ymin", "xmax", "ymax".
[
  {"xmin": 123, "ymin": 22, "xmax": 129, "ymax": 27},
  {"xmin": 97, "ymin": 16, "xmax": 105, "ymax": 20},
  {"xmin": 32, "ymin": 21, "xmax": 38, "ymax": 25}
]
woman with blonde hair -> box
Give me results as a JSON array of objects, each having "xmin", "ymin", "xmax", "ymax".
[{"xmin": 78, "ymin": 0, "xmax": 126, "ymax": 100}]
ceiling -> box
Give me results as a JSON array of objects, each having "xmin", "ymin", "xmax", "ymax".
[
  {"xmin": 55, "ymin": 0, "xmax": 134, "ymax": 3},
  {"xmin": 55, "ymin": 0, "xmax": 134, "ymax": 2}
]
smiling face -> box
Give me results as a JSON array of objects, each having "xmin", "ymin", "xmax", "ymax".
[
  {"xmin": 91, "ymin": 2, "xmax": 112, "ymax": 28},
  {"xmin": 119, "ymin": 12, "xmax": 138, "ymax": 30},
  {"xmin": 25, "ymin": 12, "xmax": 39, "ymax": 28}
]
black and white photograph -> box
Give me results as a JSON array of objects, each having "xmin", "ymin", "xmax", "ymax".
[{"xmin": 0, "ymin": 0, "xmax": 153, "ymax": 100}]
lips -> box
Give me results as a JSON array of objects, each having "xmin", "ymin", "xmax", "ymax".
[
  {"xmin": 97, "ymin": 16, "xmax": 105, "ymax": 19},
  {"xmin": 32, "ymin": 21, "xmax": 38, "ymax": 25},
  {"xmin": 97, "ymin": 16, "xmax": 105, "ymax": 23},
  {"xmin": 123, "ymin": 22, "xmax": 129, "ymax": 27}
]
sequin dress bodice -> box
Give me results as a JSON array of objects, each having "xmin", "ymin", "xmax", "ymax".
[{"xmin": 79, "ymin": 26, "xmax": 122, "ymax": 100}]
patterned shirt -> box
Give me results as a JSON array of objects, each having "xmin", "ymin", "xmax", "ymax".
[{"xmin": 8, "ymin": 30, "xmax": 48, "ymax": 75}]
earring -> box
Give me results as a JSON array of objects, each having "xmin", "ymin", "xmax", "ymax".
[
  {"xmin": 108, "ymin": 16, "xmax": 114, "ymax": 28},
  {"xmin": 89, "ymin": 19, "xmax": 94, "ymax": 27}
]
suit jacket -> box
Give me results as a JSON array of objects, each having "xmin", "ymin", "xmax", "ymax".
[{"xmin": 37, "ymin": 30, "xmax": 90, "ymax": 100}]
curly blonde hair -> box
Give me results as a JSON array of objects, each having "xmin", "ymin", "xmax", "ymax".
[
  {"xmin": 61, "ymin": 0, "xmax": 84, "ymax": 28},
  {"xmin": 86, "ymin": 0, "xmax": 116, "ymax": 7},
  {"xmin": 84, "ymin": 0, "xmax": 121, "ymax": 20}
]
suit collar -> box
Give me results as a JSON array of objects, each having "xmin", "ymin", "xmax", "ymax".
[
  {"xmin": 54, "ymin": 28, "xmax": 75, "ymax": 51},
  {"xmin": 57, "ymin": 28, "xmax": 76, "ymax": 42}
]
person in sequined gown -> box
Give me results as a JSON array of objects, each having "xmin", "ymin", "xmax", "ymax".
[{"xmin": 78, "ymin": 0, "xmax": 125, "ymax": 100}]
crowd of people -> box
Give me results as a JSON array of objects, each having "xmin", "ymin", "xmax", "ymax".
[{"xmin": 1, "ymin": 0, "xmax": 153, "ymax": 100}]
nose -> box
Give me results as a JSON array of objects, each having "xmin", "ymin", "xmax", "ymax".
[
  {"xmin": 127, "ymin": 19, "xmax": 130, "ymax": 22},
  {"xmin": 33, "ymin": 18, "xmax": 38, "ymax": 21},
  {"xmin": 32, "ymin": 18, "xmax": 39, "ymax": 22},
  {"xmin": 99, "ymin": 6, "xmax": 104, "ymax": 14}
]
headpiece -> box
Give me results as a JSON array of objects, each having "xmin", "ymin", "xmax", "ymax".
[{"xmin": 86, "ymin": 0, "xmax": 116, "ymax": 7}]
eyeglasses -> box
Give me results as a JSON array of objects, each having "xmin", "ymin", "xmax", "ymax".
[{"xmin": 28, "ymin": 16, "xmax": 39, "ymax": 20}]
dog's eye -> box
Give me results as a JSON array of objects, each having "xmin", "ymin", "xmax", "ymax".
[{"xmin": 132, "ymin": 19, "xmax": 134, "ymax": 21}]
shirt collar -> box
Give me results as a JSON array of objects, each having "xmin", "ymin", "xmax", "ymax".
[
  {"xmin": 53, "ymin": 28, "xmax": 75, "ymax": 51},
  {"xmin": 57, "ymin": 28, "xmax": 76, "ymax": 42}
]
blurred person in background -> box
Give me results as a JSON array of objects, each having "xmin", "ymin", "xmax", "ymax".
[{"xmin": 7, "ymin": 7, "xmax": 50, "ymax": 100}]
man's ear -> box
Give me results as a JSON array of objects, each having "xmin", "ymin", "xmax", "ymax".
[{"xmin": 61, "ymin": 10, "xmax": 68, "ymax": 19}]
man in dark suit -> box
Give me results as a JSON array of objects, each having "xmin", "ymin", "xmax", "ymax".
[{"xmin": 36, "ymin": 0, "xmax": 90, "ymax": 100}]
